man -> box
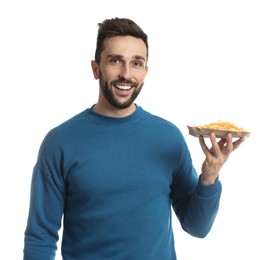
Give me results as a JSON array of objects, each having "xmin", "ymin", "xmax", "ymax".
[{"xmin": 24, "ymin": 17, "xmax": 245, "ymax": 259}]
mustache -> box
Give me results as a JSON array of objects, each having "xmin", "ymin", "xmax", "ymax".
[{"xmin": 111, "ymin": 78, "xmax": 137, "ymax": 86}]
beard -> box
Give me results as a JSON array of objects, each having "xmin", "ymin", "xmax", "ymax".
[{"xmin": 99, "ymin": 71, "xmax": 144, "ymax": 109}]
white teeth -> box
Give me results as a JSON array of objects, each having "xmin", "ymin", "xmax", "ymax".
[{"xmin": 116, "ymin": 85, "xmax": 131, "ymax": 90}]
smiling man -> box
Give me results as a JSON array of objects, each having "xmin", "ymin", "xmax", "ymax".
[
  {"xmin": 23, "ymin": 18, "xmax": 245, "ymax": 260},
  {"xmin": 91, "ymin": 35, "xmax": 148, "ymax": 117}
]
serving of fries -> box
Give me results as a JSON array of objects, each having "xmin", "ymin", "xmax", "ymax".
[
  {"xmin": 187, "ymin": 120, "xmax": 250, "ymax": 138},
  {"xmin": 195, "ymin": 121, "xmax": 246, "ymax": 132}
]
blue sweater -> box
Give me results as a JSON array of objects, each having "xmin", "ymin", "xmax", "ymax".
[{"xmin": 24, "ymin": 105, "xmax": 222, "ymax": 260}]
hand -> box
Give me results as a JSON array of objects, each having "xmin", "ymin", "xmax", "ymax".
[{"xmin": 199, "ymin": 132, "xmax": 245, "ymax": 185}]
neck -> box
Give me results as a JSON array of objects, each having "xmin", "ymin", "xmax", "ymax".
[{"xmin": 92, "ymin": 103, "xmax": 136, "ymax": 118}]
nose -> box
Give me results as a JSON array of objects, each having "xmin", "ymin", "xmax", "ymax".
[{"xmin": 119, "ymin": 63, "xmax": 132, "ymax": 79}]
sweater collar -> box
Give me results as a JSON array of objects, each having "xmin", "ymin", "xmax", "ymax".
[{"xmin": 84, "ymin": 104, "xmax": 143, "ymax": 125}]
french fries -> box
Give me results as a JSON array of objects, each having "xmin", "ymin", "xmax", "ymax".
[
  {"xmin": 194, "ymin": 121, "xmax": 246, "ymax": 132},
  {"xmin": 187, "ymin": 121, "xmax": 250, "ymax": 138}
]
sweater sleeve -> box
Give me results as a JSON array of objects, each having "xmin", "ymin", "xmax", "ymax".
[
  {"xmin": 24, "ymin": 133, "xmax": 65, "ymax": 260},
  {"xmin": 170, "ymin": 141, "xmax": 222, "ymax": 238}
]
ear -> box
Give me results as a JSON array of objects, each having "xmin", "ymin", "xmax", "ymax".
[
  {"xmin": 145, "ymin": 66, "xmax": 149, "ymax": 76},
  {"xmin": 91, "ymin": 60, "xmax": 99, "ymax": 79}
]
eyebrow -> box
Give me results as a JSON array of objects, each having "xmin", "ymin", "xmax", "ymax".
[{"xmin": 106, "ymin": 54, "xmax": 146, "ymax": 62}]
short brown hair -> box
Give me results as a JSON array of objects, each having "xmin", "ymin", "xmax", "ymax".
[{"xmin": 94, "ymin": 18, "xmax": 149, "ymax": 64}]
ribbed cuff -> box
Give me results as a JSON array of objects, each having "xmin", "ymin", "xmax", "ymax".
[{"xmin": 196, "ymin": 175, "xmax": 222, "ymax": 198}]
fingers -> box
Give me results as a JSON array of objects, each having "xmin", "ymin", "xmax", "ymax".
[
  {"xmin": 232, "ymin": 136, "xmax": 246, "ymax": 151},
  {"xmin": 199, "ymin": 135, "xmax": 209, "ymax": 155},
  {"xmin": 218, "ymin": 138, "xmax": 227, "ymax": 147},
  {"xmin": 225, "ymin": 133, "xmax": 233, "ymax": 152},
  {"xmin": 224, "ymin": 133, "xmax": 245, "ymax": 152},
  {"xmin": 198, "ymin": 133, "xmax": 245, "ymax": 180},
  {"xmin": 199, "ymin": 132, "xmax": 246, "ymax": 156},
  {"xmin": 199, "ymin": 132, "xmax": 221, "ymax": 157},
  {"xmin": 209, "ymin": 132, "xmax": 222, "ymax": 157}
]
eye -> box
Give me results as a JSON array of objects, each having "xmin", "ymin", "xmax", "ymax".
[
  {"xmin": 133, "ymin": 60, "xmax": 144, "ymax": 68},
  {"xmin": 110, "ymin": 58, "xmax": 121, "ymax": 65}
]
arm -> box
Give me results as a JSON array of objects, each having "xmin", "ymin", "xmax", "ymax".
[
  {"xmin": 171, "ymin": 166, "xmax": 222, "ymax": 238},
  {"xmin": 24, "ymin": 135, "xmax": 65, "ymax": 260},
  {"xmin": 171, "ymin": 132, "xmax": 245, "ymax": 238},
  {"xmin": 24, "ymin": 166, "xmax": 65, "ymax": 260}
]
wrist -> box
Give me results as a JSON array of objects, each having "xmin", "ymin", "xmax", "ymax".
[{"xmin": 200, "ymin": 173, "xmax": 219, "ymax": 186}]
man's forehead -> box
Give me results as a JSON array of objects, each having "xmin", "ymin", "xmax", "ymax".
[{"xmin": 102, "ymin": 36, "xmax": 147, "ymax": 59}]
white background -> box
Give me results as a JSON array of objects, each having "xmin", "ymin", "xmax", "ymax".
[{"xmin": 1, "ymin": 0, "xmax": 278, "ymax": 259}]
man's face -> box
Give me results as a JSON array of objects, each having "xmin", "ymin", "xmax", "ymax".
[{"xmin": 92, "ymin": 36, "xmax": 148, "ymax": 109}]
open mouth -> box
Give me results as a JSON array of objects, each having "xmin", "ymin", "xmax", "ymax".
[{"xmin": 114, "ymin": 84, "xmax": 132, "ymax": 90}]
